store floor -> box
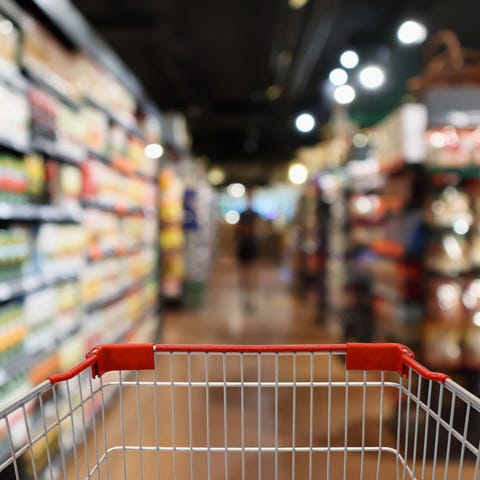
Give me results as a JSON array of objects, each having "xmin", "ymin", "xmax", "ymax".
[{"xmin": 67, "ymin": 257, "xmax": 476, "ymax": 479}]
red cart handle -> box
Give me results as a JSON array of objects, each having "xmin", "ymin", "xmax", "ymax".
[{"xmin": 48, "ymin": 342, "xmax": 448, "ymax": 384}]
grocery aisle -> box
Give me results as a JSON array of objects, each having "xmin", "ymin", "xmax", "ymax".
[
  {"xmin": 162, "ymin": 255, "xmax": 326, "ymax": 346},
  {"xmin": 65, "ymin": 257, "xmax": 476, "ymax": 479}
]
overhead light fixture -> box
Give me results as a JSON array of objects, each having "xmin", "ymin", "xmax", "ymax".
[
  {"xmin": 397, "ymin": 20, "xmax": 427, "ymax": 45},
  {"xmin": 144, "ymin": 143, "xmax": 164, "ymax": 159},
  {"xmin": 288, "ymin": 0, "xmax": 309, "ymax": 9},
  {"xmin": 328, "ymin": 68, "xmax": 348, "ymax": 86},
  {"xmin": 340, "ymin": 50, "xmax": 359, "ymax": 69},
  {"xmin": 353, "ymin": 133, "xmax": 368, "ymax": 148},
  {"xmin": 288, "ymin": 163, "xmax": 308, "ymax": 185},
  {"xmin": 333, "ymin": 85, "xmax": 356, "ymax": 104},
  {"xmin": 359, "ymin": 65, "xmax": 385, "ymax": 90},
  {"xmin": 278, "ymin": 50, "xmax": 293, "ymax": 67},
  {"xmin": 0, "ymin": 19, "xmax": 13, "ymax": 35},
  {"xmin": 225, "ymin": 210, "xmax": 240, "ymax": 225},
  {"xmin": 227, "ymin": 183, "xmax": 246, "ymax": 198},
  {"xmin": 295, "ymin": 113, "xmax": 316, "ymax": 133},
  {"xmin": 266, "ymin": 84, "xmax": 282, "ymax": 101},
  {"xmin": 207, "ymin": 167, "xmax": 226, "ymax": 185}
]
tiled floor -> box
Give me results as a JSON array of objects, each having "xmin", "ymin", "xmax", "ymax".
[{"xmin": 66, "ymin": 257, "xmax": 477, "ymax": 479}]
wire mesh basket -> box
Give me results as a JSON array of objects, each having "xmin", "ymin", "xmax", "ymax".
[{"xmin": 0, "ymin": 342, "xmax": 479, "ymax": 479}]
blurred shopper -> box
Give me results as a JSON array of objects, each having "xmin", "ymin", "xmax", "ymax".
[{"xmin": 236, "ymin": 192, "xmax": 260, "ymax": 311}]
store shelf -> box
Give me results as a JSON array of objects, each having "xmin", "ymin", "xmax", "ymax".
[
  {"xmin": 31, "ymin": 137, "xmax": 85, "ymax": 166},
  {"xmin": 0, "ymin": 5, "xmax": 162, "ymax": 474},
  {"xmin": 22, "ymin": 65, "xmax": 80, "ymax": 110},
  {"xmin": 81, "ymin": 198, "xmax": 155, "ymax": 217},
  {"xmin": 87, "ymin": 243, "xmax": 146, "ymax": 263},
  {"xmin": 83, "ymin": 96, "xmax": 141, "ymax": 137},
  {"xmin": 0, "ymin": 132, "xmax": 30, "ymax": 154},
  {"xmin": 0, "ymin": 269, "xmax": 79, "ymax": 303},
  {"xmin": 88, "ymin": 149, "xmax": 156, "ymax": 184},
  {"xmin": 426, "ymin": 165, "xmax": 480, "ymax": 178},
  {"xmin": 84, "ymin": 272, "xmax": 154, "ymax": 314},
  {"xmin": 87, "ymin": 148, "xmax": 110, "ymax": 164},
  {"xmin": 0, "ymin": 203, "xmax": 83, "ymax": 223}
]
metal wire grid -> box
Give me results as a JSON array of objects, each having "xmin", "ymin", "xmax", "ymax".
[{"xmin": 0, "ymin": 349, "xmax": 479, "ymax": 479}]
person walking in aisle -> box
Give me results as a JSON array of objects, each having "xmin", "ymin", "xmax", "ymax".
[{"xmin": 235, "ymin": 190, "xmax": 260, "ymax": 312}]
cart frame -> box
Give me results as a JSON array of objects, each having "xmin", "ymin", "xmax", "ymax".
[{"xmin": 1, "ymin": 342, "xmax": 479, "ymax": 479}]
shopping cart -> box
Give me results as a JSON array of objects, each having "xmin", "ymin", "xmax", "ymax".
[{"xmin": 0, "ymin": 343, "xmax": 479, "ymax": 479}]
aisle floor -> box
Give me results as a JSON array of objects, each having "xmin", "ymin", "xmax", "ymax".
[{"xmin": 67, "ymin": 258, "xmax": 476, "ymax": 479}]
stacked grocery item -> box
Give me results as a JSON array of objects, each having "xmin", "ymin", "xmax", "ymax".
[
  {"xmin": 159, "ymin": 167, "xmax": 185, "ymax": 300},
  {"xmin": 423, "ymin": 91, "xmax": 480, "ymax": 369},
  {"xmin": 344, "ymin": 105, "xmax": 427, "ymax": 345},
  {"xmin": 0, "ymin": 4, "xmax": 162, "ymax": 478},
  {"xmin": 292, "ymin": 182, "xmax": 322, "ymax": 300},
  {"xmin": 82, "ymin": 158, "xmax": 156, "ymax": 212},
  {"xmin": 183, "ymin": 173, "xmax": 216, "ymax": 308}
]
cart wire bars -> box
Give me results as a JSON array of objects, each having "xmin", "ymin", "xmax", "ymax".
[{"xmin": 0, "ymin": 343, "xmax": 479, "ymax": 479}]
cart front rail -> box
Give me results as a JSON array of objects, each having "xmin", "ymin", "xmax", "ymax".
[{"xmin": 0, "ymin": 343, "xmax": 479, "ymax": 479}]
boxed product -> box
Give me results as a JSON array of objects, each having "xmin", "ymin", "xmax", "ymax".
[
  {"xmin": 0, "ymin": 83, "xmax": 30, "ymax": 147},
  {"xmin": 424, "ymin": 186, "xmax": 472, "ymax": 227},
  {"xmin": 425, "ymin": 232, "xmax": 470, "ymax": 275},
  {"xmin": 22, "ymin": 16, "xmax": 78, "ymax": 101},
  {"xmin": 0, "ymin": 13, "xmax": 20, "ymax": 74},
  {"xmin": 46, "ymin": 160, "xmax": 82, "ymax": 208}
]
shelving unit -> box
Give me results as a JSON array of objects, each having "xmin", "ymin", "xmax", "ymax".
[
  {"xmin": 422, "ymin": 86, "xmax": 480, "ymax": 372},
  {"xmin": 0, "ymin": 1, "xmax": 163, "ymax": 476},
  {"xmin": 344, "ymin": 105, "xmax": 427, "ymax": 345}
]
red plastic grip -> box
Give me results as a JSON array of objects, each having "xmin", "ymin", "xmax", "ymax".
[
  {"xmin": 48, "ymin": 342, "xmax": 449, "ymax": 384},
  {"xmin": 345, "ymin": 343, "xmax": 449, "ymax": 382},
  {"xmin": 346, "ymin": 343, "xmax": 412, "ymax": 376},
  {"xmin": 49, "ymin": 356, "xmax": 97, "ymax": 384},
  {"xmin": 88, "ymin": 344, "xmax": 155, "ymax": 378},
  {"xmin": 48, "ymin": 344, "xmax": 155, "ymax": 383}
]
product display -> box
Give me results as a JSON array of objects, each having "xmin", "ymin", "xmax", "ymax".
[
  {"xmin": 183, "ymin": 171, "xmax": 216, "ymax": 308},
  {"xmin": 0, "ymin": 3, "xmax": 162, "ymax": 476},
  {"xmin": 0, "ymin": 82, "xmax": 29, "ymax": 149},
  {"xmin": 82, "ymin": 158, "xmax": 156, "ymax": 212},
  {"xmin": 159, "ymin": 166, "xmax": 185, "ymax": 300},
  {"xmin": 421, "ymin": 86, "xmax": 480, "ymax": 370},
  {"xmin": 343, "ymin": 108, "xmax": 426, "ymax": 345},
  {"xmin": 0, "ymin": 12, "xmax": 19, "ymax": 77}
]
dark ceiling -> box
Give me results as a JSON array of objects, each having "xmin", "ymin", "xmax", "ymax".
[{"xmin": 72, "ymin": 0, "xmax": 479, "ymax": 174}]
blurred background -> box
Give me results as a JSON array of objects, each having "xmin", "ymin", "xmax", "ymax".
[{"xmin": 0, "ymin": 0, "xmax": 479, "ymax": 478}]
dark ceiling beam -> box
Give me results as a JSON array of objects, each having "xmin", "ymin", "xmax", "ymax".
[{"xmin": 286, "ymin": 0, "xmax": 340, "ymax": 101}]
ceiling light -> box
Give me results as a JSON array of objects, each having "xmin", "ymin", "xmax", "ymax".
[
  {"xmin": 288, "ymin": 163, "xmax": 308, "ymax": 185},
  {"xmin": 340, "ymin": 50, "xmax": 359, "ymax": 69},
  {"xmin": 329, "ymin": 68, "xmax": 348, "ymax": 86},
  {"xmin": 333, "ymin": 85, "xmax": 356, "ymax": 104},
  {"xmin": 266, "ymin": 84, "xmax": 282, "ymax": 101},
  {"xmin": 353, "ymin": 133, "xmax": 368, "ymax": 148},
  {"xmin": 359, "ymin": 65, "xmax": 385, "ymax": 90},
  {"xmin": 295, "ymin": 113, "xmax": 316, "ymax": 133},
  {"xmin": 227, "ymin": 183, "xmax": 246, "ymax": 198},
  {"xmin": 278, "ymin": 50, "xmax": 293, "ymax": 67},
  {"xmin": 207, "ymin": 167, "xmax": 226, "ymax": 185},
  {"xmin": 289, "ymin": 0, "xmax": 309, "ymax": 8},
  {"xmin": 453, "ymin": 218, "xmax": 470, "ymax": 235},
  {"xmin": 0, "ymin": 20, "xmax": 13, "ymax": 35},
  {"xmin": 397, "ymin": 20, "xmax": 427, "ymax": 45},
  {"xmin": 144, "ymin": 143, "xmax": 164, "ymax": 159},
  {"xmin": 225, "ymin": 210, "xmax": 240, "ymax": 225}
]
